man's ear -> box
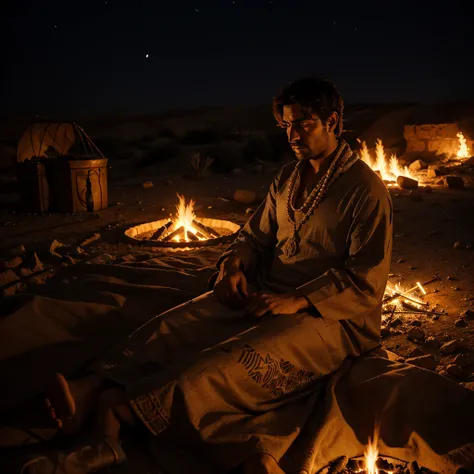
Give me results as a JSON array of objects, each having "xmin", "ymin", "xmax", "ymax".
[{"xmin": 327, "ymin": 112, "xmax": 339, "ymax": 134}]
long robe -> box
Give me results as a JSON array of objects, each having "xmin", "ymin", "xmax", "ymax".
[{"xmin": 93, "ymin": 149, "xmax": 393, "ymax": 473}]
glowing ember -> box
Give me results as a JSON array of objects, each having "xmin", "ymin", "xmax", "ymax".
[
  {"xmin": 172, "ymin": 194, "xmax": 206, "ymax": 242},
  {"xmin": 358, "ymin": 139, "xmax": 415, "ymax": 182},
  {"xmin": 383, "ymin": 281, "xmax": 426, "ymax": 313},
  {"xmin": 456, "ymin": 132, "xmax": 470, "ymax": 159},
  {"xmin": 364, "ymin": 427, "xmax": 380, "ymax": 474}
]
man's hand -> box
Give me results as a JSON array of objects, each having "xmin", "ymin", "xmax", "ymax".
[
  {"xmin": 213, "ymin": 256, "xmax": 249, "ymax": 308},
  {"xmin": 246, "ymin": 291, "xmax": 309, "ymax": 318}
]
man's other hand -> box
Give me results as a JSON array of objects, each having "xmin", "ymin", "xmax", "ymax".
[
  {"xmin": 214, "ymin": 256, "xmax": 248, "ymax": 308},
  {"xmin": 246, "ymin": 291, "xmax": 309, "ymax": 317}
]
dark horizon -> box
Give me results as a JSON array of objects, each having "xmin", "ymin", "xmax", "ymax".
[{"xmin": 3, "ymin": 0, "xmax": 472, "ymax": 119}]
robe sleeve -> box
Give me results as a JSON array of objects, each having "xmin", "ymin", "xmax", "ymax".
[
  {"xmin": 216, "ymin": 172, "xmax": 280, "ymax": 273},
  {"xmin": 296, "ymin": 188, "xmax": 393, "ymax": 321}
]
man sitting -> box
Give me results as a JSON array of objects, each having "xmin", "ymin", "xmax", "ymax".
[{"xmin": 28, "ymin": 77, "xmax": 392, "ymax": 474}]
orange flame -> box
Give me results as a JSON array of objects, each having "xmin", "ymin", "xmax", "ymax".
[
  {"xmin": 172, "ymin": 194, "xmax": 206, "ymax": 242},
  {"xmin": 383, "ymin": 282, "xmax": 425, "ymax": 311},
  {"xmin": 365, "ymin": 427, "xmax": 379, "ymax": 474},
  {"xmin": 359, "ymin": 139, "xmax": 414, "ymax": 181},
  {"xmin": 456, "ymin": 132, "xmax": 470, "ymax": 159}
]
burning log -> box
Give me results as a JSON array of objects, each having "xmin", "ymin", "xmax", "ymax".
[
  {"xmin": 382, "ymin": 275, "xmax": 440, "ymax": 305},
  {"xmin": 328, "ymin": 456, "xmax": 348, "ymax": 474},
  {"xmin": 151, "ymin": 220, "xmax": 173, "ymax": 240},
  {"xmin": 192, "ymin": 219, "xmax": 221, "ymax": 239},
  {"xmin": 164, "ymin": 226, "xmax": 185, "ymax": 242},
  {"xmin": 186, "ymin": 230, "xmax": 199, "ymax": 241},
  {"xmin": 397, "ymin": 176, "xmax": 418, "ymax": 190}
]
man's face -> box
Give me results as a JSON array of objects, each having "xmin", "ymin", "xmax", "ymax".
[{"xmin": 282, "ymin": 104, "xmax": 334, "ymax": 161}]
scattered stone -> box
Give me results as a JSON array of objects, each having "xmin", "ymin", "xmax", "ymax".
[
  {"xmin": 446, "ymin": 364, "xmax": 467, "ymax": 379},
  {"xmin": 389, "ymin": 317, "xmax": 403, "ymax": 328},
  {"xmin": 23, "ymin": 252, "xmax": 44, "ymax": 272},
  {"xmin": 443, "ymin": 176, "xmax": 464, "ymax": 189},
  {"xmin": 410, "ymin": 320, "xmax": 422, "ymax": 327},
  {"xmin": 424, "ymin": 336, "xmax": 441, "ymax": 349},
  {"xmin": 455, "ymin": 318, "xmax": 467, "ymax": 328},
  {"xmin": 408, "ymin": 347, "xmax": 425, "ymax": 358},
  {"xmin": 8, "ymin": 245, "xmax": 26, "ymax": 257},
  {"xmin": 453, "ymin": 241, "xmax": 463, "ymax": 249},
  {"xmin": 407, "ymin": 327, "xmax": 425, "ymax": 342},
  {"xmin": 80, "ymin": 233, "xmax": 101, "ymax": 247},
  {"xmin": 461, "ymin": 309, "xmax": 474, "ymax": 321},
  {"xmin": 0, "ymin": 256, "xmax": 23, "ymax": 270},
  {"xmin": 408, "ymin": 461, "xmax": 420, "ymax": 474},
  {"xmin": 440, "ymin": 340, "xmax": 463, "ymax": 355},
  {"xmin": 406, "ymin": 354, "xmax": 437, "ymax": 371},
  {"xmin": 464, "ymin": 382, "xmax": 474, "ymax": 391},
  {"xmin": 231, "ymin": 167, "xmax": 244, "ymax": 175},
  {"xmin": 453, "ymin": 353, "xmax": 474, "ymax": 367},
  {"xmin": 447, "ymin": 275, "xmax": 457, "ymax": 281},
  {"xmin": 397, "ymin": 176, "xmax": 418, "ymax": 190},
  {"xmin": 48, "ymin": 239, "xmax": 65, "ymax": 258},
  {"xmin": 142, "ymin": 180, "xmax": 153, "ymax": 188},
  {"xmin": 245, "ymin": 208, "xmax": 254, "ymax": 214},
  {"xmin": 409, "ymin": 265, "xmax": 418, "ymax": 270},
  {"xmin": 381, "ymin": 326, "xmax": 391, "ymax": 338},
  {"xmin": 233, "ymin": 189, "xmax": 257, "ymax": 204},
  {"xmin": 0, "ymin": 269, "xmax": 20, "ymax": 287},
  {"xmin": 409, "ymin": 159, "xmax": 427, "ymax": 172}
]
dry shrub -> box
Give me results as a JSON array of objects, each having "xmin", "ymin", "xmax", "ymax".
[{"xmin": 187, "ymin": 152, "xmax": 214, "ymax": 179}]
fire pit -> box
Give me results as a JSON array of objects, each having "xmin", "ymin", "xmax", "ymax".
[
  {"xmin": 125, "ymin": 194, "xmax": 241, "ymax": 249},
  {"xmin": 317, "ymin": 455, "xmax": 419, "ymax": 474},
  {"xmin": 318, "ymin": 430, "xmax": 433, "ymax": 474}
]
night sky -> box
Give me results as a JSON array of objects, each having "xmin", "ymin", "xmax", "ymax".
[{"xmin": 3, "ymin": 0, "xmax": 471, "ymax": 118}]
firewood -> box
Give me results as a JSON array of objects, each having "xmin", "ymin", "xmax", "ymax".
[
  {"xmin": 328, "ymin": 456, "xmax": 348, "ymax": 474},
  {"xmin": 186, "ymin": 230, "xmax": 199, "ymax": 241},
  {"xmin": 164, "ymin": 226, "xmax": 185, "ymax": 242},
  {"xmin": 192, "ymin": 219, "xmax": 220, "ymax": 238},
  {"xmin": 151, "ymin": 220, "xmax": 173, "ymax": 240}
]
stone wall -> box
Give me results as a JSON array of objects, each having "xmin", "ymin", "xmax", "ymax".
[{"xmin": 403, "ymin": 123, "xmax": 472, "ymax": 158}]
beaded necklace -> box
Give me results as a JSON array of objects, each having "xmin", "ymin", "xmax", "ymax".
[{"xmin": 282, "ymin": 141, "xmax": 358, "ymax": 259}]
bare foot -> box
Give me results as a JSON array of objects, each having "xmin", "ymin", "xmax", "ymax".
[
  {"xmin": 242, "ymin": 453, "xmax": 287, "ymax": 474},
  {"xmin": 44, "ymin": 373, "xmax": 104, "ymax": 434}
]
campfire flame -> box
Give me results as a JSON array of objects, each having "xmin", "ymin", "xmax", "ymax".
[
  {"xmin": 364, "ymin": 429, "xmax": 379, "ymax": 474},
  {"xmin": 456, "ymin": 132, "xmax": 470, "ymax": 159},
  {"xmin": 172, "ymin": 194, "xmax": 206, "ymax": 242},
  {"xmin": 383, "ymin": 281, "xmax": 426, "ymax": 313},
  {"xmin": 358, "ymin": 139, "xmax": 415, "ymax": 182}
]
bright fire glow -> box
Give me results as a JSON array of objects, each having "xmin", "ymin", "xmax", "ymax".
[
  {"xmin": 171, "ymin": 194, "xmax": 206, "ymax": 242},
  {"xmin": 359, "ymin": 139, "xmax": 415, "ymax": 181},
  {"xmin": 364, "ymin": 427, "xmax": 380, "ymax": 474},
  {"xmin": 383, "ymin": 282, "xmax": 425, "ymax": 312},
  {"xmin": 416, "ymin": 281, "xmax": 427, "ymax": 295},
  {"xmin": 456, "ymin": 132, "xmax": 470, "ymax": 159}
]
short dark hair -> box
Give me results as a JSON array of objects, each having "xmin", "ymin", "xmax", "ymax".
[{"xmin": 272, "ymin": 77, "xmax": 344, "ymax": 137}]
